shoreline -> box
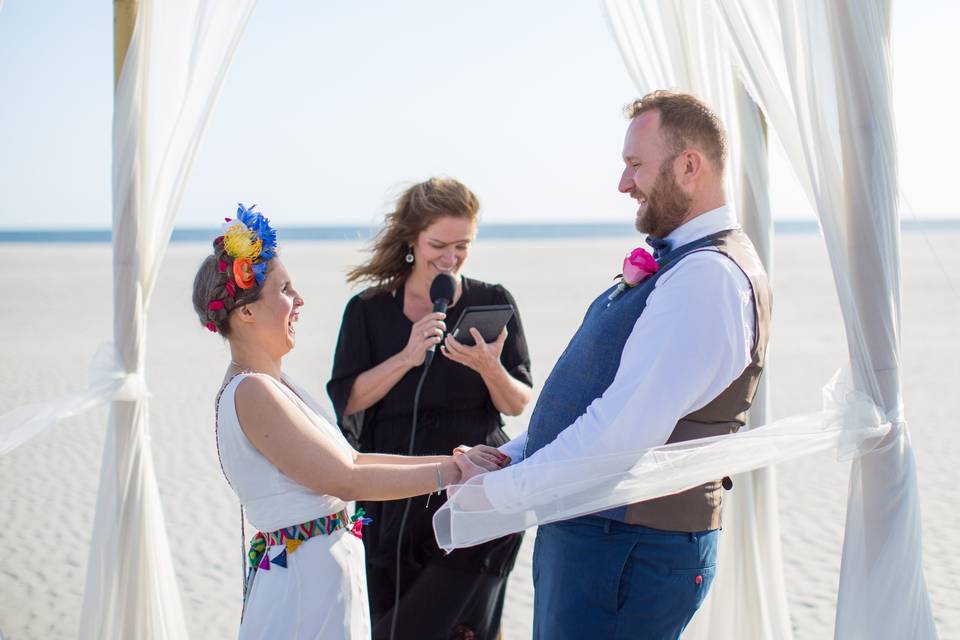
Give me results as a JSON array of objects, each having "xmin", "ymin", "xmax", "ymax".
[{"xmin": 2, "ymin": 219, "xmax": 960, "ymax": 244}]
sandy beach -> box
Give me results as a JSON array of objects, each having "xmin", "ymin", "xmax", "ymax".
[{"xmin": 1, "ymin": 232, "xmax": 957, "ymax": 639}]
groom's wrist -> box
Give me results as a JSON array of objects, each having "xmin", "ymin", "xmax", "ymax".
[{"xmin": 482, "ymin": 463, "xmax": 520, "ymax": 512}]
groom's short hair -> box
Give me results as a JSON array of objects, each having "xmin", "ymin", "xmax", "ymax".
[{"xmin": 626, "ymin": 91, "xmax": 727, "ymax": 175}]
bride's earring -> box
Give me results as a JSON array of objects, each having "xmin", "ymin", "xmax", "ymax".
[{"xmin": 405, "ymin": 247, "xmax": 415, "ymax": 264}]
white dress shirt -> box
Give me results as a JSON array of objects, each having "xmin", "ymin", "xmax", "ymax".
[{"xmin": 489, "ymin": 205, "xmax": 756, "ymax": 510}]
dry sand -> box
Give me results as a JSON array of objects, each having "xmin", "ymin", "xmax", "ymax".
[{"xmin": 1, "ymin": 233, "xmax": 957, "ymax": 639}]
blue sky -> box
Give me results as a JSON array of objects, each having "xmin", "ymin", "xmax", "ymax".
[{"xmin": 0, "ymin": 0, "xmax": 957, "ymax": 229}]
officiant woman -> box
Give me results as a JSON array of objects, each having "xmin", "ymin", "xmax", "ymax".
[{"xmin": 327, "ymin": 177, "xmax": 533, "ymax": 640}]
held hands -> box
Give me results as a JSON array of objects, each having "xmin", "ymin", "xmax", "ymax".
[
  {"xmin": 402, "ymin": 312, "xmax": 446, "ymax": 367},
  {"xmin": 452, "ymin": 444, "xmax": 510, "ymax": 484},
  {"xmin": 444, "ymin": 446, "xmax": 502, "ymax": 517},
  {"xmin": 441, "ymin": 327, "xmax": 508, "ymax": 376}
]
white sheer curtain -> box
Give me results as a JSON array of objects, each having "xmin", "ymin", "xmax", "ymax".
[
  {"xmin": 434, "ymin": 2, "xmax": 935, "ymax": 636},
  {"xmin": 0, "ymin": 1, "xmax": 255, "ymax": 637},
  {"xmin": 434, "ymin": 370, "xmax": 889, "ymax": 541},
  {"xmin": 80, "ymin": 3, "xmax": 256, "ymax": 637},
  {"xmin": 603, "ymin": 2, "xmax": 790, "ymax": 637},
  {"xmin": 81, "ymin": 3, "xmax": 257, "ymax": 636},
  {"xmin": 712, "ymin": 0, "xmax": 936, "ymax": 636}
]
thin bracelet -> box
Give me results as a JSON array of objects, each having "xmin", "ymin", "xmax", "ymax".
[{"xmin": 426, "ymin": 463, "xmax": 444, "ymax": 509}]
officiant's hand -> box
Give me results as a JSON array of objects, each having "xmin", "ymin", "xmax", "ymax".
[
  {"xmin": 441, "ymin": 327, "xmax": 507, "ymax": 375},
  {"xmin": 402, "ymin": 311, "xmax": 446, "ymax": 367}
]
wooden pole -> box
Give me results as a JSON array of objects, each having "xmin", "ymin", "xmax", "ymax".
[{"xmin": 114, "ymin": 0, "xmax": 138, "ymax": 88}]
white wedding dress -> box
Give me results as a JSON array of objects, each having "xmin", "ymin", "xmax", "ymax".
[{"xmin": 216, "ymin": 372, "xmax": 370, "ymax": 639}]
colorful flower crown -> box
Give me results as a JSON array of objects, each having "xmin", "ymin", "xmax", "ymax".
[{"xmin": 205, "ymin": 203, "xmax": 278, "ymax": 332}]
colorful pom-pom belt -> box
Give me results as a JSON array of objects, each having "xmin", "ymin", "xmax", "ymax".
[{"xmin": 247, "ymin": 508, "xmax": 373, "ymax": 573}]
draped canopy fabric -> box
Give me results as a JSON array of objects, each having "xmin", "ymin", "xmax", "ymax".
[
  {"xmin": 601, "ymin": 1, "xmax": 790, "ymax": 637},
  {"xmin": 712, "ymin": 0, "xmax": 935, "ymax": 636},
  {"xmin": 433, "ymin": 371, "xmax": 889, "ymax": 536},
  {"xmin": 433, "ymin": 0, "xmax": 883, "ymax": 549},
  {"xmin": 435, "ymin": 1, "xmax": 936, "ymax": 637},
  {"xmin": 0, "ymin": 1, "xmax": 936, "ymax": 637},
  {"xmin": 0, "ymin": 0, "xmax": 256, "ymax": 637},
  {"xmin": 79, "ymin": 3, "xmax": 256, "ymax": 636}
]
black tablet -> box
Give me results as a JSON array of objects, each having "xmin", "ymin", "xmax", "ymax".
[{"xmin": 448, "ymin": 305, "xmax": 514, "ymax": 346}]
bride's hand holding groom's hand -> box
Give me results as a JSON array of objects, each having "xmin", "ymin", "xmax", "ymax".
[
  {"xmin": 437, "ymin": 445, "xmax": 505, "ymax": 490},
  {"xmin": 452, "ymin": 444, "xmax": 509, "ymax": 483},
  {"xmin": 441, "ymin": 446, "xmax": 500, "ymax": 515}
]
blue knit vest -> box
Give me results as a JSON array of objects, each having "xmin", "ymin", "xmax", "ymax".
[{"xmin": 522, "ymin": 232, "xmax": 728, "ymax": 520}]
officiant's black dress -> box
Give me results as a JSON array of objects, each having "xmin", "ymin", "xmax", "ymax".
[{"xmin": 327, "ymin": 276, "xmax": 531, "ymax": 640}]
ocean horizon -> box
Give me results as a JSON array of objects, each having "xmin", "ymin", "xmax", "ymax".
[{"xmin": 2, "ymin": 219, "xmax": 959, "ymax": 243}]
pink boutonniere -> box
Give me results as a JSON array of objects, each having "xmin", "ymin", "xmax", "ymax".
[{"xmin": 608, "ymin": 247, "xmax": 659, "ymax": 301}]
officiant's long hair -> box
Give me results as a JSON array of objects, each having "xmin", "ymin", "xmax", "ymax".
[{"xmin": 346, "ymin": 176, "xmax": 479, "ymax": 298}]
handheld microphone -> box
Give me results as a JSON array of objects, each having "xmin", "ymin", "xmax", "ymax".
[{"xmin": 423, "ymin": 273, "xmax": 456, "ymax": 368}]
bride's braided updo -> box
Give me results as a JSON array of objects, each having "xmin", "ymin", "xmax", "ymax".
[{"xmin": 192, "ymin": 203, "xmax": 278, "ymax": 337}]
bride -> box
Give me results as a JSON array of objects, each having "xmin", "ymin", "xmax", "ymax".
[{"xmin": 192, "ymin": 205, "xmax": 509, "ymax": 639}]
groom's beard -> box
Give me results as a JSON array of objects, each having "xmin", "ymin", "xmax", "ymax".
[{"xmin": 636, "ymin": 159, "xmax": 692, "ymax": 238}]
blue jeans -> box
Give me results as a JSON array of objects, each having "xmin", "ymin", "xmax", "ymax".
[{"xmin": 532, "ymin": 516, "xmax": 718, "ymax": 640}]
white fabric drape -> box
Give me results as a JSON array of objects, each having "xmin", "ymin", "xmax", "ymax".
[
  {"xmin": 434, "ymin": 369, "xmax": 889, "ymax": 541},
  {"xmin": 81, "ymin": 3, "xmax": 256, "ymax": 637},
  {"xmin": 0, "ymin": 343, "xmax": 149, "ymax": 455},
  {"xmin": 603, "ymin": 2, "xmax": 789, "ymax": 637},
  {"xmin": 712, "ymin": 0, "xmax": 936, "ymax": 637},
  {"xmin": 433, "ymin": 6, "xmax": 892, "ymax": 548},
  {"xmin": 1, "ymin": 1, "xmax": 255, "ymax": 637},
  {"xmin": 436, "ymin": 1, "xmax": 935, "ymax": 637}
]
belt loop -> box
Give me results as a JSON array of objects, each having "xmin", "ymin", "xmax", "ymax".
[
  {"xmin": 603, "ymin": 519, "xmax": 612, "ymax": 534},
  {"xmin": 689, "ymin": 532, "xmax": 697, "ymax": 542}
]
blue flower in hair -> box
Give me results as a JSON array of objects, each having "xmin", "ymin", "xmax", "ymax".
[
  {"xmin": 252, "ymin": 261, "xmax": 269, "ymax": 286},
  {"xmin": 236, "ymin": 203, "xmax": 278, "ymax": 260}
]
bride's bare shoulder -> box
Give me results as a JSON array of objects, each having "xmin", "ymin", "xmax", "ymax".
[{"xmin": 234, "ymin": 374, "xmax": 285, "ymax": 406}]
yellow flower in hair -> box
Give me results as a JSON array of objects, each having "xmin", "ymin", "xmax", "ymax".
[{"xmin": 222, "ymin": 221, "xmax": 262, "ymax": 261}]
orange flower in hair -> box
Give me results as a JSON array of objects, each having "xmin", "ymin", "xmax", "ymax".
[{"xmin": 233, "ymin": 258, "xmax": 256, "ymax": 289}]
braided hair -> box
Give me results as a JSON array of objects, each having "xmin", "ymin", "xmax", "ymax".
[{"xmin": 192, "ymin": 236, "xmax": 266, "ymax": 337}]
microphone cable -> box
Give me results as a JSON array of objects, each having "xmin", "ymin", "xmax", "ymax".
[
  {"xmin": 387, "ymin": 272, "xmax": 454, "ymax": 640},
  {"xmin": 388, "ymin": 359, "xmax": 431, "ymax": 640}
]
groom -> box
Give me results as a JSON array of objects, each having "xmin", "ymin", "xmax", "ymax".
[{"xmin": 493, "ymin": 91, "xmax": 771, "ymax": 639}]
